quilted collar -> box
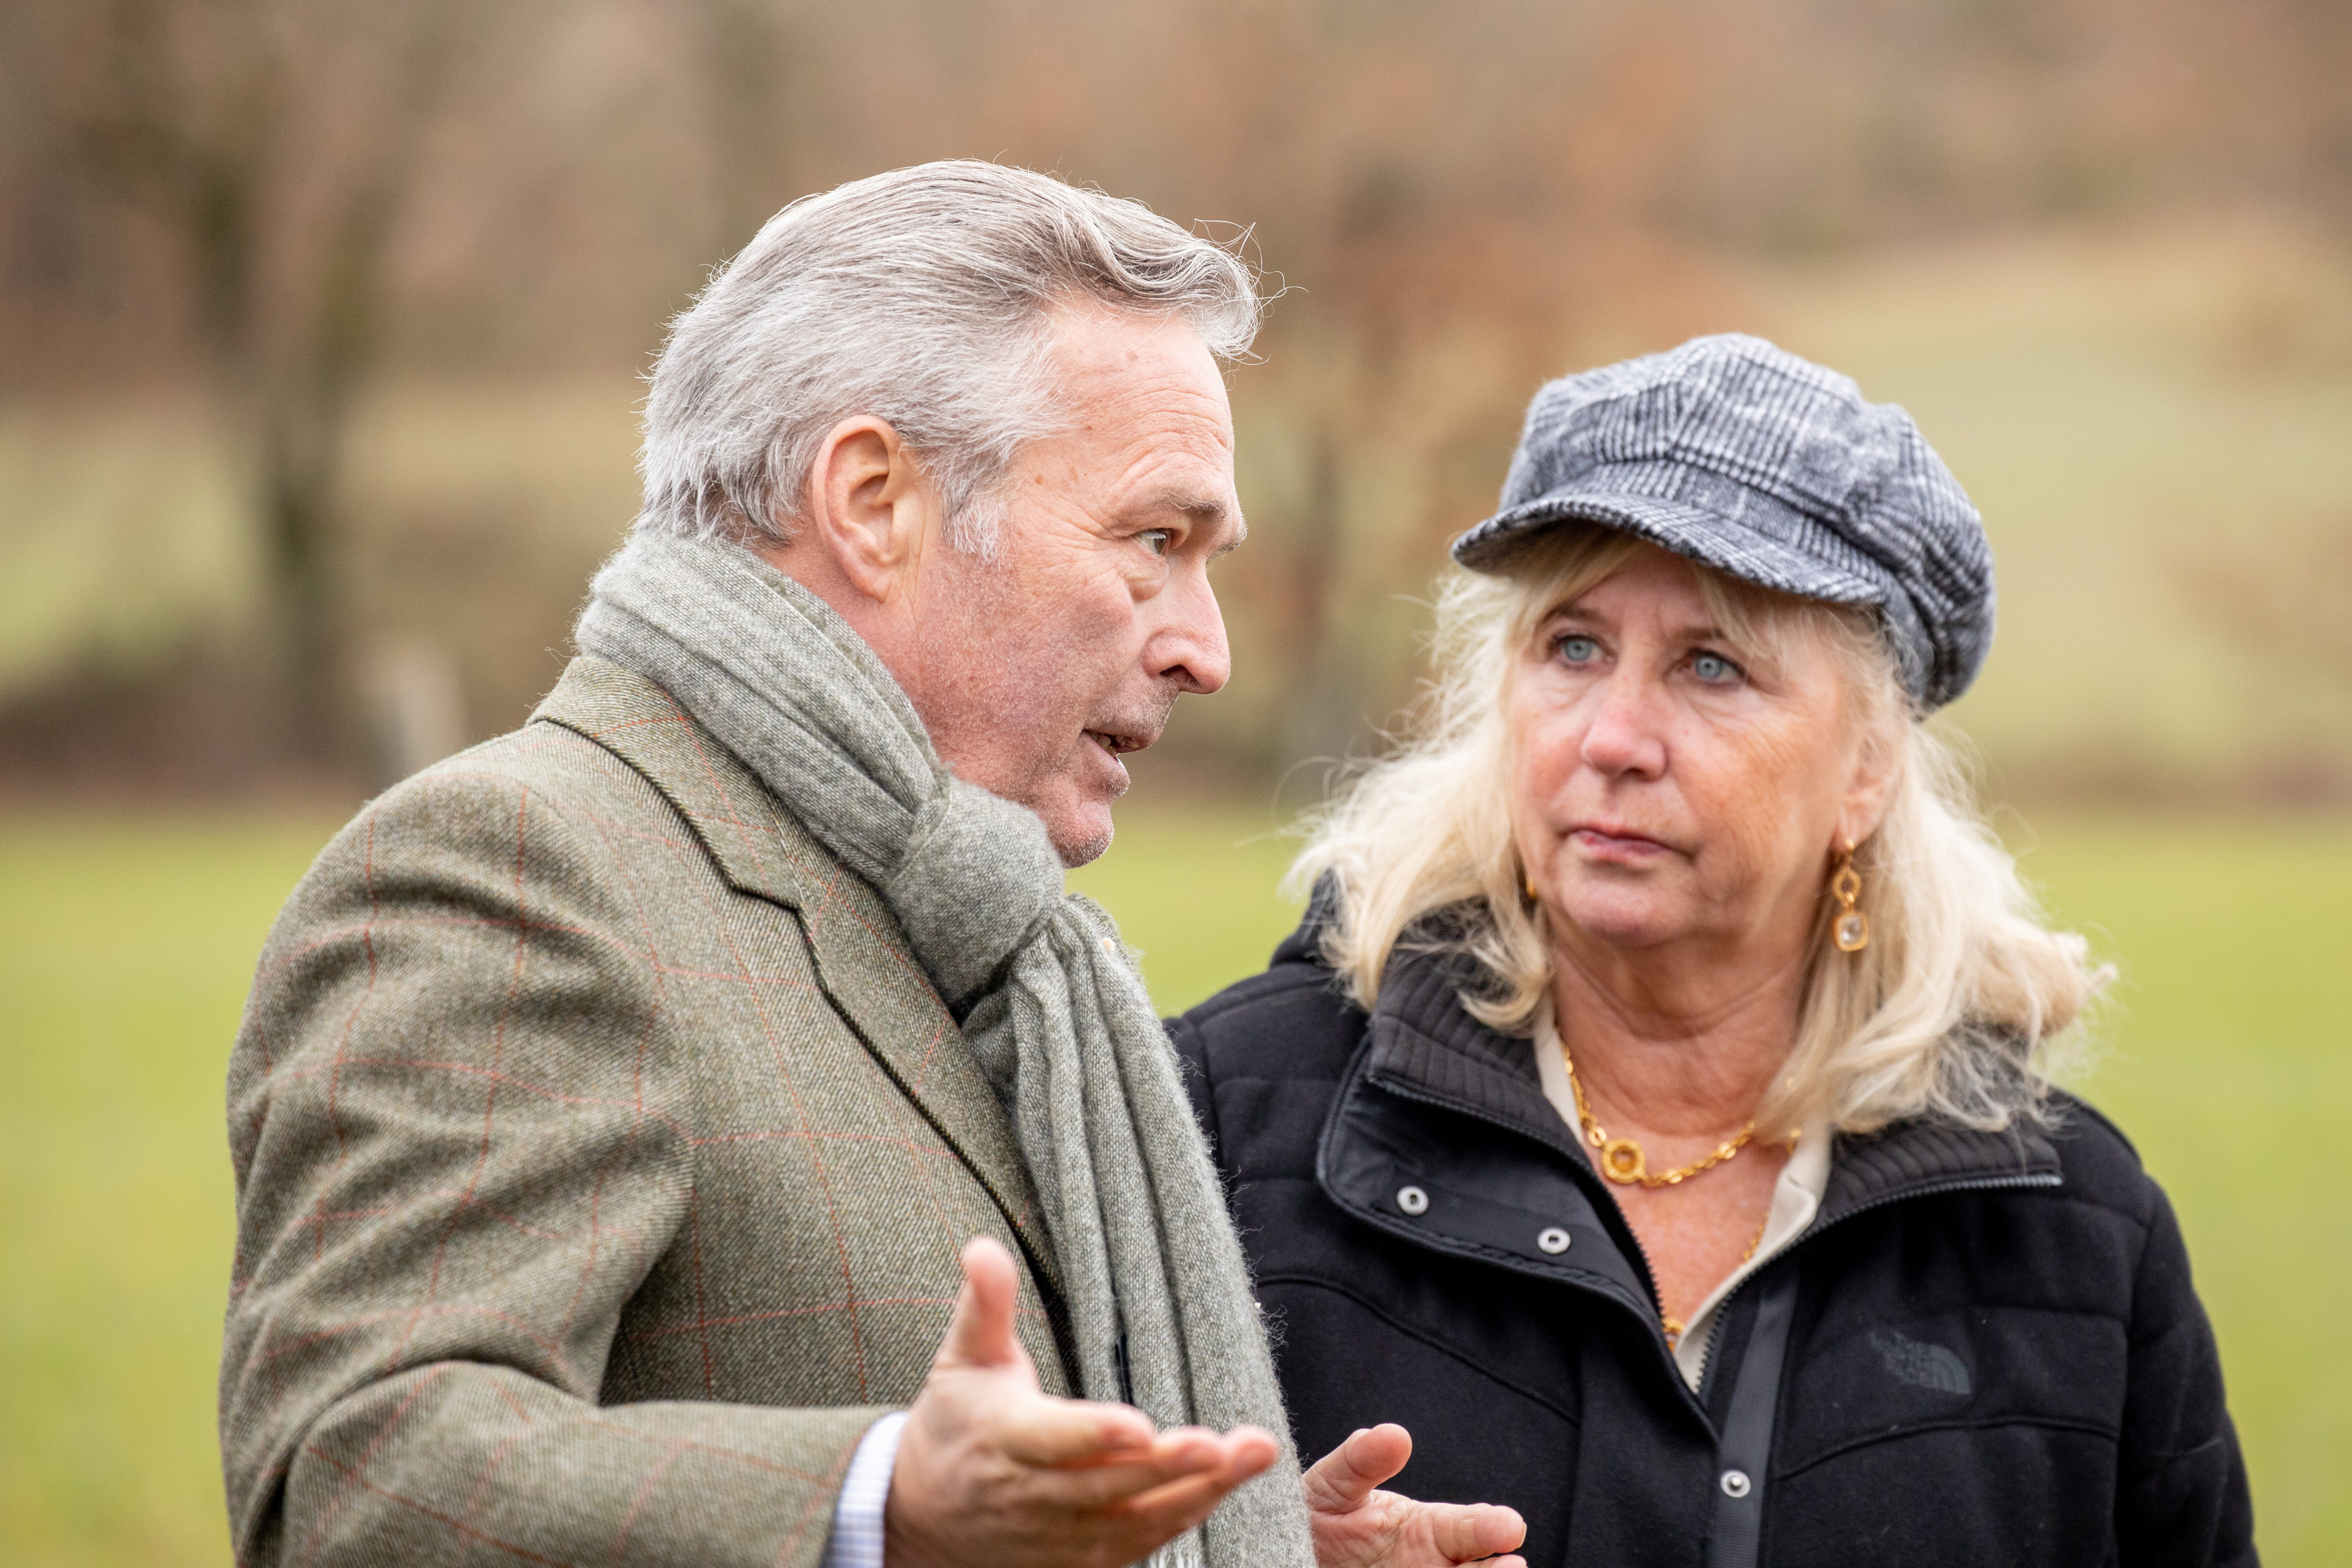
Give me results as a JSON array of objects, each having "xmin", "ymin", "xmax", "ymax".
[{"xmin": 1326, "ymin": 905, "xmax": 2064, "ymax": 1217}]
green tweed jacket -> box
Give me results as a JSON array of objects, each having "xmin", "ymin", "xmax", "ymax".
[{"xmin": 222, "ymin": 656, "xmax": 1073, "ymax": 1568}]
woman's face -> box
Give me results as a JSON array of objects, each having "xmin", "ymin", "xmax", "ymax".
[{"xmin": 1509, "ymin": 547, "xmax": 1892, "ymax": 967}]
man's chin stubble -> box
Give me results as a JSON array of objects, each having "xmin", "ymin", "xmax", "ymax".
[
  {"xmin": 1050, "ymin": 790, "xmax": 1118, "ymax": 867},
  {"xmin": 1057, "ymin": 824, "xmax": 1115, "ymax": 868}
]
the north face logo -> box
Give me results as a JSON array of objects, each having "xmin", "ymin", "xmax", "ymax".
[{"xmin": 1869, "ymin": 1328, "xmax": 1971, "ymax": 1396}]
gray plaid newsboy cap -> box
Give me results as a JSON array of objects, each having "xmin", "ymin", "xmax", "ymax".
[{"xmin": 1451, "ymin": 333, "xmax": 1994, "ymax": 710}]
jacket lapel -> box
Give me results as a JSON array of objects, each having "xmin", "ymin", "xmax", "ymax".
[{"xmin": 533, "ymin": 656, "xmax": 1064, "ymax": 1300}]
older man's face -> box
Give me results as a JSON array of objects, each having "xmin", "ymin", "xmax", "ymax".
[{"xmin": 903, "ymin": 307, "xmax": 1241, "ymax": 864}]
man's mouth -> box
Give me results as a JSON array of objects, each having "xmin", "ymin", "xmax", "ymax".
[{"xmin": 1086, "ymin": 729, "xmax": 1150, "ymax": 756}]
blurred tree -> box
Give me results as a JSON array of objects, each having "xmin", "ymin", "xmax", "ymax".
[
  {"xmin": 683, "ymin": 0, "xmax": 816, "ymax": 257},
  {"xmin": 3, "ymin": 0, "xmax": 2348, "ymax": 791},
  {"xmin": 52, "ymin": 0, "xmax": 466, "ymax": 758}
]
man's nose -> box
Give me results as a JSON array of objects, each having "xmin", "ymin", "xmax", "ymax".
[
  {"xmin": 1151, "ymin": 571, "xmax": 1231, "ymax": 695},
  {"xmin": 1578, "ymin": 675, "xmax": 1667, "ymax": 778}
]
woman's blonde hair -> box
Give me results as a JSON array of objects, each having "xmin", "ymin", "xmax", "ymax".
[{"xmin": 1291, "ymin": 527, "xmax": 2105, "ymax": 1137}]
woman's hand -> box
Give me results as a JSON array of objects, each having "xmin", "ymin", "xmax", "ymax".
[{"xmin": 1305, "ymin": 1424, "xmax": 1527, "ymax": 1568}]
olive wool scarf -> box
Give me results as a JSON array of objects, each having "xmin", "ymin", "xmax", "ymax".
[{"xmin": 576, "ymin": 533, "xmax": 1309, "ymax": 1568}]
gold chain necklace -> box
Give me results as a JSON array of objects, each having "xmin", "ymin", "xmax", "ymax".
[
  {"xmin": 1661, "ymin": 1214, "xmax": 1772, "ymax": 1347},
  {"xmin": 1560, "ymin": 1038, "xmax": 1754, "ymax": 1187}
]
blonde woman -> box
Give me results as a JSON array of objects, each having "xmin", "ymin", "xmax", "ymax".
[{"xmin": 1172, "ymin": 336, "xmax": 2251, "ymax": 1568}]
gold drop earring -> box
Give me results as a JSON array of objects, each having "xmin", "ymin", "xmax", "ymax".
[{"xmin": 1831, "ymin": 843, "xmax": 1869, "ymax": 953}]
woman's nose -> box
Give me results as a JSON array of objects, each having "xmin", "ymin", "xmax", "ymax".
[{"xmin": 1578, "ymin": 677, "xmax": 1668, "ymax": 778}]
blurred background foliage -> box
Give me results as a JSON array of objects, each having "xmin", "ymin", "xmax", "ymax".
[
  {"xmin": 2, "ymin": 1, "xmax": 2349, "ymax": 1564},
  {"xmin": 3, "ymin": 0, "xmax": 2350, "ymax": 796}
]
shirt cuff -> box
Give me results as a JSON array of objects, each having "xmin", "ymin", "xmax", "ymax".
[{"xmin": 821, "ymin": 1411, "xmax": 910, "ymax": 1568}]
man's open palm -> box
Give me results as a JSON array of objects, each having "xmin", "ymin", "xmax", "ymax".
[
  {"xmin": 888, "ymin": 1239, "xmax": 1525, "ymax": 1568},
  {"xmin": 884, "ymin": 1239, "xmax": 1280, "ymax": 1568}
]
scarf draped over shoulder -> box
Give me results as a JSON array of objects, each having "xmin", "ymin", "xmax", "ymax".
[{"xmin": 575, "ymin": 532, "xmax": 1311, "ymax": 1568}]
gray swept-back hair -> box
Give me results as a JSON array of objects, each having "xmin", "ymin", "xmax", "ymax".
[{"xmin": 636, "ymin": 160, "xmax": 1262, "ymax": 558}]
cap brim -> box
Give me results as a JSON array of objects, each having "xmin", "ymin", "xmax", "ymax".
[{"xmin": 1451, "ymin": 493, "xmax": 1886, "ymax": 608}]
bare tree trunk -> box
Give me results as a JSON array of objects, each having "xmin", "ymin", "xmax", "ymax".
[
  {"xmin": 73, "ymin": 0, "xmax": 457, "ymax": 761},
  {"xmin": 255, "ymin": 162, "xmax": 408, "ymax": 752}
]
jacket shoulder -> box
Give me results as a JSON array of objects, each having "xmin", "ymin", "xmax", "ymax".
[
  {"xmin": 248, "ymin": 720, "xmax": 696, "ymax": 1040},
  {"xmin": 1169, "ymin": 936, "xmax": 1364, "ymax": 1181},
  {"xmin": 1178, "ymin": 947, "xmax": 1367, "ymax": 1085},
  {"xmin": 268, "ymin": 715, "xmax": 668, "ymax": 922},
  {"xmin": 2042, "ymin": 1088, "xmax": 2165, "ymax": 1231},
  {"xmin": 405, "ymin": 711, "xmax": 659, "ymax": 819},
  {"xmin": 284, "ymin": 711, "xmax": 694, "ymax": 924},
  {"xmin": 1177, "ymin": 882, "xmax": 1366, "ymax": 1075}
]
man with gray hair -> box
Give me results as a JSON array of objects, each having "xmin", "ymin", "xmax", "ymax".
[{"xmin": 221, "ymin": 161, "xmax": 1527, "ymax": 1568}]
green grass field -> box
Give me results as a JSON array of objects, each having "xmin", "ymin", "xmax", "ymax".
[{"xmin": 2, "ymin": 807, "xmax": 2347, "ymax": 1565}]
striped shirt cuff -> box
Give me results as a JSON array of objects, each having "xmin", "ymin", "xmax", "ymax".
[{"xmin": 821, "ymin": 1411, "xmax": 909, "ymax": 1568}]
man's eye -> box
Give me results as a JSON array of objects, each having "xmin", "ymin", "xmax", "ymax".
[
  {"xmin": 1137, "ymin": 529, "xmax": 1172, "ymax": 557},
  {"xmin": 1557, "ymin": 634, "xmax": 1600, "ymax": 665},
  {"xmin": 1691, "ymin": 651, "xmax": 1744, "ymax": 684}
]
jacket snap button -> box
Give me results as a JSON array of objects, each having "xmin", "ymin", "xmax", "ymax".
[
  {"xmin": 1396, "ymin": 1185, "xmax": 1430, "ymax": 1216},
  {"xmin": 1719, "ymin": 1469, "xmax": 1751, "ymax": 1499},
  {"xmin": 1537, "ymin": 1226, "xmax": 1571, "ymax": 1254}
]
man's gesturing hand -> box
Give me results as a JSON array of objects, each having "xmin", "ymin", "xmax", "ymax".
[
  {"xmin": 1305, "ymin": 1425, "xmax": 1527, "ymax": 1568},
  {"xmin": 885, "ymin": 1239, "xmax": 1280, "ymax": 1568}
]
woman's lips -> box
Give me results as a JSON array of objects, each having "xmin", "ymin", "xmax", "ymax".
[{"xmin": 1568, "ymin": 825, "xmax": 1672, "ymax": 859}]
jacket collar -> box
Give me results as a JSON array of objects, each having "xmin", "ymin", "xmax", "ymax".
[
  {"xmin": 531, "ymin": 655, "xmax": 1065, "ymax": 1301},
  {"xmin": 1341, "ymin": 913, "xmax": 2063, "ymax": 1216}
]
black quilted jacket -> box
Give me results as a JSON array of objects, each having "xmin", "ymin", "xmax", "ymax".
[{"xmin": 1171, "ymin": 909, "xmax": 2256, "ymax": 1568}]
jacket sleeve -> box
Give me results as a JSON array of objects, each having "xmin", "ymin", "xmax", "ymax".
[
  {"xmin": 221, "ymin": 767, "xmax": 882, "ymax": 1568},
  {"xmin": 2114, "ymin": 1179, "xmax": 2257, "ymax": 1567}
]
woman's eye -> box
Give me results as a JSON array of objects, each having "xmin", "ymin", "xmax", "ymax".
[
  {"xmin": 1556, "ymin": 634, "xmax": 1600, "ymax": 665},
  {"xmin": 1691, "ymin": 650, "xmax": 1744, "ymax": 684},
  {"xmin": 1137, "ymin": 529, "xmax": 1171, "ymax": 557}
]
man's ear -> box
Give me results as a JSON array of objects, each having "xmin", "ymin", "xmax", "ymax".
[{"xmin": 801, "ymin": 416, "xmax": 935, "ymax": 607}]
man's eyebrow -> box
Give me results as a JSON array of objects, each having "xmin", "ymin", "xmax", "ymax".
[{"xmin": 1144, "ymin": 489, "xmax": 1247, "ymax": 550}]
